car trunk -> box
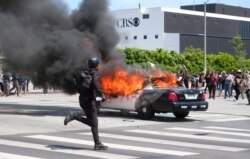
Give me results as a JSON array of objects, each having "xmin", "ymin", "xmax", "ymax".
[{"xmin": 174, "ymin": 88, "xmax": 204, "ymax": 101}]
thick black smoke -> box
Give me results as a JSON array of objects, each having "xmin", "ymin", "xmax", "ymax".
[{"xmin": 0, "ymin": 0, "xmax": 120, "ymax": 94}]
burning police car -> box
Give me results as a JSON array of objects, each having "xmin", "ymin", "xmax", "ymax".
[
  {"xmin": 101, "ymin": 86, "xmax": 208, "ymax": 119},
  {"xmin": 100, "ymin": 67, "xmax": 208, "ymax": 120}
]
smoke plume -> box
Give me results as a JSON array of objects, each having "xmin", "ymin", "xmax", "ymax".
[{"xmin": 0, "ymin": 0, "xmax": 120, "ymax": 94}]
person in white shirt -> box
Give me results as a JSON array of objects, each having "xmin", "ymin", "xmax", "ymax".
[{"xmin": 224, "ymin": 73, "xmax": 233, "ymax": 99}]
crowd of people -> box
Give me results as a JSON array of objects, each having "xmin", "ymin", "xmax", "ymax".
[
  {"xmin": 0, "ymin": 71, "xmax": 30, "ymax": 96},
  {"xmin": 177, "ymin": 69, "xmax": 250, "ymax": 104},
  {"xmin": 2, "ymin": 68, "xmax": 250, "ymax": 105}
]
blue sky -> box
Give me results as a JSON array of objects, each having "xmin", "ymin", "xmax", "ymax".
[{"xmin": 62, "ymin": 0, "xmax": 250, "ymax": 12}]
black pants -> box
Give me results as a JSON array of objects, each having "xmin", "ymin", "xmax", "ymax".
[
  {"xmin": 209, "ymin": 85, "xmax": 216, "ymax": 98},
  {"xmin": 73, "ymin": 97, "xmax": 100, "ymax": 145},
  {"xmin": 0, "ymin": 83, "xmax": 4, "ymax": 92},
  {"xmin": 245, "ymin": 89, "xmax": 250, "ymax": 104},
  {"xmin": 234, "ymin": 85, "xmax": 241, "ymax": 100}
]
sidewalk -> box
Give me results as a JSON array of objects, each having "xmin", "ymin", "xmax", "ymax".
[
  {"xmin": 205, "ymin": 93, "xmax": 250, "ymax": 117},
  {"xmin": 0, "ymin": 88, "xmax": 64, "ymax": 96},
  {"xmin": 25, "ymin": 89, "xmax": 63, "ymax": 95}
]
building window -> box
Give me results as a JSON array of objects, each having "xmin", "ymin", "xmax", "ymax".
[
  {"xmin": 125, "ymin": 36, "xmax": 128, "ymax": 40},
  {"xmin": 155, "ymin": 35, "xmax": 159, "ymax": 39},
  {"xmin": 143, "ymin": 35, "xmax": 147, "ymax": 39},
  {"xmin": 143, "ymin": 14, "xmax": 150, "ymax": 19},
  {"xmin": 134, "ymin": 36, "xmax": 137, "ymax": 40}
]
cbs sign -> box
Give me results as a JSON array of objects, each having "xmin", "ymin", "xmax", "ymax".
[{"xmin": 117, "ymin": 17, "xmax": 140, "ymax": 28}]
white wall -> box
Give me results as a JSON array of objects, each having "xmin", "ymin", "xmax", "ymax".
[
  {"xmin": 163, "ymin": 33, "xmax": 180, "ymax": 53},
  {"xmin": 112, "ymin": 8, "xmax": 164, "ymax": 50}
]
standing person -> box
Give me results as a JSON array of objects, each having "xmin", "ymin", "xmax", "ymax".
[
  {"xmin": 234, "ymin": 73, "xmax": 241, "ymax": 100},
  {"xmin": 10, "ymin": 72, "xmax": 20, "ymax": 96},
  {"xmin": 18, "ymin": 74, "xmax": 27, "ymax": 95},
  {"xmin": 2, "ymin": 71, "xmax": 11, "ymax": 96},
  {"xmin": 209, "ymin": 71, "xmax": 217, "ymax": 99},
  {"xmin": 204, "ymin": 72, "xmax": 210, "ymax": 94},
  {"xmin": 26, "ymin": 75, "xmax": 30, "ymax": 92},
  {"xmin": 64, "ymin": 57, "xmax": 108, "ymax": 150},
  {"xmin": 217, "ymin": 74, "xmax": 222, "ymax": 92},
  {"xmin": 198, "ymin": 72, "xmax": 206, "ymax": 92},
  {"xmin": 43, "ymin": 81, "xmax": 49, "ymax": 94},
  {"xmin": 224, "ymin": 72, "xmax": 233, "ymax": 99},
  {"xmin": 245, "ymin": 74, "xmax": 250, "ymax": 105},
  {"xmin": 176, "ymin": 71, "xmax": 184, "ymax": 87},
  {"xmin": 182, "ymin": 70, "xmax": 190, "ymax": 89},
  {"xmin": 218, "ymin": 71, "xmax": 226, "ymax": 96}
]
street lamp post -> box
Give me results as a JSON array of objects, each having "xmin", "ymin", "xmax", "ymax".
[{"xmin": 204, "ymin": 0, "xmax": 209, "ymax": 74}]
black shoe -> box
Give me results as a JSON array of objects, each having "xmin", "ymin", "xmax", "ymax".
[
  {"xmin": 234, "ymin": 96, "xmax": 238, "ymax": 101},
  {"xmin": 94, "ymin": 143, "xmax": 108, "ymax": 150},
  {"xmin": 64, "ymin": 111, "xmax": 74, "ymax": 126}
]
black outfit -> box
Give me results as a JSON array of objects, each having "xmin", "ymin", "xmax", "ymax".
[
  {"xmin": 246, "ymin": 89, "xmax": 250, "ymax": 104},
  {"xmin": 0, "ymin": 82, "xmax": 3, "ymax": 92},
  {"xmin": 204, "ymin": 75, "xmax": 210, "ymax": 93},
  {"xmin": 66, "ymin": 68, "xmax": 105, "ymax": 147},
  {"xmin": 234, "ymin": 76, "xmax": 241, "ymax": 100}
]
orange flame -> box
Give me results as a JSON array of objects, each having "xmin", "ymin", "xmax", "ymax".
[
  {"xmin": 100, "ymin": 66, "xmax": 144, "ymax": 97},
  {"xmin": 100, "ymin": 66, "xmax": 177, "ymax": 97},
  {"xmin": 150, "ymin": 69, "xmax": 177, "ymax": 88}
]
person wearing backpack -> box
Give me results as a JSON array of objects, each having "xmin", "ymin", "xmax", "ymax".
[{"xmin": 64, "ymin": 57, "xmax": 108, "ymax": 150}]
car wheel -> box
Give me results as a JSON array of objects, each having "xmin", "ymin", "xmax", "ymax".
[
  {"xmin": 173, "ymin": 111, "xmax": 189, "ymax": 119},
  {"xmin": 137, "ymin": 106, "xmax": 155, "ymax": 120}
]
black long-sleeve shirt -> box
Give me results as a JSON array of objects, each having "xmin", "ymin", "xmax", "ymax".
[{"xmin": 80, "ymin": 68, "xmax": 103, "ymax": 100}]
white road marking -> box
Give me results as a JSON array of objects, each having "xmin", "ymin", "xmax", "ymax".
[
  {"xmin": 80, "ymin": 132, "xmax": 247, "ymax": 152},
  {"xmin": 0, "ymin": 152, "xmax": 43, "ymax": 159},
  {"xmin": 26, "ymin": 135, "xmax": 198, "ymax": 156},
  {"xmin": 126, "ymin": 129, "xmax": 250, "ymax": 144},
  {"xmin": 208, "ymin": 117, "xmax": 250, "ymax": 122},
  {"xmin": 188, "ymin": 114, "xmax": 228, "ymax": 117},
  {"xmin": 0, "ymin": 139, "xmax": 137, "ymax": 159},
  {"xmin": 204, "ymin": 126, "xmax": 250, "ymax": 132},
  {"xmin": 167, "ymin": 127, "xmax": 250, "ymax": 137}
]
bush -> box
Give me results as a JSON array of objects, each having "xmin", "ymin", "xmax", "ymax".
[{"xmin": 119, "ymin": 47, "xmax": 249, "ymax": 75}]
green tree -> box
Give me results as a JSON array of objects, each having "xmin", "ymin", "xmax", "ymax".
[
  {"xmin": 118, "ymin": 46, "xmax": 248, "ymax": 75},
  {"xmin": 209, "ymin": 52, "xmax": 236, "ymax": 72},
  {"xmin": 229, "ymin": 35, "xmax": 247, "ymax": 70},
  {"xmin": 181, "ymin": 46, "xmax": 204, "ymax": 75}
]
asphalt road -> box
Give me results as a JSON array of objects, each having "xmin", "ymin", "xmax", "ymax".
[{"xmin": 0, "ymin": 93, "xmax": 250, "ymax": 159}]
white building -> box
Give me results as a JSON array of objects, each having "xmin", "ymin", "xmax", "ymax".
[
  {"xmin": 112, "ymin": 7, "xmax": 173, "ymax": 51},
  {"xmin": 112, "ymin": 4, "xmax": 250, "ymax": 55}
]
